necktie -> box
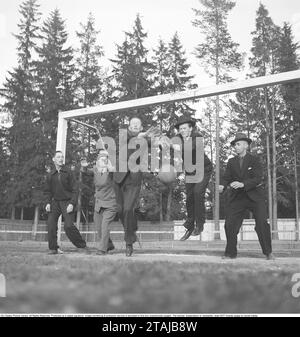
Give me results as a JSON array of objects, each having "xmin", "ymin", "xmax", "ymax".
[{"xmin": 239, "ymin": 156, "xmax": 244, "ymax": 169}]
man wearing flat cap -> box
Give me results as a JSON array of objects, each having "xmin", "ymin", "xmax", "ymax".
[
  {"xmin": 219, "ymin": 132, "xmax": 274, "ymax": 260},
  {"xmin": 173, "ymin": 115, "xmax": 213, "ymax": 241}
]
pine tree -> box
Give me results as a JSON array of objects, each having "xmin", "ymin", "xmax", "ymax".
[
  {"xmin": 166, "ymin": 32, "xmax": 196, "ymax": 122},
  {"xmin": 73, "ymin": 13, "xmax": 106, "ymax": 224},
  {"xmin": 277, "ymin": 22, "xmax": 300, "ymax": 237},
  {"xmin": 0, "ymin": 123, "xmax": 10, "ymax": 217},
  {"xmin": 35, "ymin": 9, "xmax": 76, "ymax": 161},
  {"xmin": 229, "ymin": 90, "xmax": 262, "ymax": 137},
  {"xmin": 0, "ymin": 0, "xmax": 41, "ymax": 218},
  {"xmin": 31, "ymin": 9, "xmax": 78, "ymax": 230},
  {"xmin": 249, "ymin": 4, "xmax": 281, "ymax": 77},
  {"xmin": 111, "ymin": 14, "xmax": 154, "ymax": 126},
  {"xmin": 249, "ymin": 3, "xmax": 282, "ymax": 237},
  {"xmin": 76, "ymin": 12, "xmax": 104, "ymax": 108},
  {"xmin": 125, "ymin": 14, "xmax": 154, "ymax": 100},
  {"xmin": 152, "ymin": 38, "xmax": 170, "ymax": 130},
  {"xmin": 75, "ymin": 18, "xmax": 113, "ymax": 163},
  {"xmin": 192, "ymin": 0, "xmax": 243, "ymax": 235}
]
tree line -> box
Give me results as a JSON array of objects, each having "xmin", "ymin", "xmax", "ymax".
[{"xmin": 0, "ymin": 0, "xmax": 299, "ymax": 233}]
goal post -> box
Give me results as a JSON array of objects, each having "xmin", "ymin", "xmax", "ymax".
[{"xmin": 56, "ymin": 115, "xmax": 68, "ymax": 157}]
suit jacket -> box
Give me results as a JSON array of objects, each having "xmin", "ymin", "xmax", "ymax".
[
  {"xmin": 44, "ymin": 165, "xmax": 78, "ymax": 205},
  {"xmin": 94, "ymin": 171, "xmax": 117, "ymax": 211},
  {"xmin": 113, "ymin": 129, "xmax": 147, "ymax": 185},
  {"xmin": 178, "ymin": 131, "xmax": 213, "ymax": 178},
  {"xmin": 221, "ymin": 153, "xmax": 265, "ymax": 203},
  {"xmin": 82, "ymin": 168, "xmax": 117, "ymax": 210}
]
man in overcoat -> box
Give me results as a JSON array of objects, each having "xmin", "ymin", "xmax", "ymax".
[{"xmin": 219, "ymin": 133, "xmax": 274, "ymax": 260}]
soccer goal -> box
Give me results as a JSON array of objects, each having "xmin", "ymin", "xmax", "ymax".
[
  {"xmin": 57, "ymin": 69, "xmax": 300, "ymax": 156},
  {"xmin": 55, "ymin": 69, "xmax": 300, "ymax": 244}
]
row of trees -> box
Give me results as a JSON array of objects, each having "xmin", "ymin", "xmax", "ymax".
[
  {"xmin": 193, "ymin": 0, "xmax": 300, "ymax": 237},
  {"xmin": 0, "ymin": 0, "xmax": 196, "ymax": 222},
  {"xmin": 229, "ymin": 4, "xmax": 300, "ymax": 238},
  {"xmin": 0, "ymin": 0, "xmax": 299, "ymax": 232}
]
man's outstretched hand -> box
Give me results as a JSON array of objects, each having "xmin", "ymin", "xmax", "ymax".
[
  {"xmin": 66, "ymin": 204, "xmax": 74, "ymax": 214},
  {"xmin": 139, "ymin": 126, "xmax": 161, "ymax": 138},
  {"xmin": 80, "ymin": 159, "xmax": 88, "ymax": 168},
  {"xmin": 230, "ymin": 181, "xmax": 244, "ymax": 189}
]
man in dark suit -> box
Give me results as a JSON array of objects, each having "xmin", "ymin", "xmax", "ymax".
[
  {"xmin": 113, "ymin": 116, "xmax": 159, "ymax": 256},
  {"xmin": 172, "ymin": 116, "xmax": 213, "ymax": 241},
  {"xmin": 219, "ymin": 133, "xmax": 274, "ymax": 260},
  {"xmin": 44, "ymin": 151, "xmax": 88, "ymax": 254}
]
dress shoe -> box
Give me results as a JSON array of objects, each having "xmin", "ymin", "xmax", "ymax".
[
  {"xmin": 179, "ymin": 228, "xmax": 194, "ymax": 241},
  {"xmin": 48, "ymin": 248, "xmax": 63, "ymax": 255},
  {"xmin": 182, "ymin": 219, "xmax": 194, "ymax": 229},
  {"xmin": 125, "ymin": 244, "xmax": 133, "ymax": 257},
  {"xmin": 77, "ymin": 246, "xmax": 91, "ymax": 254},
  {"xmin": 96, "ymin": 250, "xmax": 106, "ymax": 256},
  {"xmin": 192, "ymin": 223, "xmax": 204, "ymax": 236},
  {"xmin": 221, "ymin": 255, "xmax": 236, "ymax": 260},
  {"xmin": 266, "ymin": 253, "xmax": 275, "ymax": 260},
  {"xmin": 107, "ymin": 244, "xmax": 115, "ymax": 252}
]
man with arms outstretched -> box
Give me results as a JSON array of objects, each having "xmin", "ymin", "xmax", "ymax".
[{"xmin": 114, "ymin": 117, "xmax": 159, "ymax": 256}]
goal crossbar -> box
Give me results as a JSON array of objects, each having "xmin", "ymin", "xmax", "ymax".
[
  {"xmin": 56, "ymin": 69, "xmax": 300, "ymax": 155},
  {"xmin": 60, "ymin": 70, "xmax": 300, "ymax": 120}
]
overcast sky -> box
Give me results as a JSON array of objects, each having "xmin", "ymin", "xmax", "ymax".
[{"xmin": 1, "ymin": 0, "xmax": 300, "ymax": 89}]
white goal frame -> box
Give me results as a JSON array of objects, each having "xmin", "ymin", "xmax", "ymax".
[
  {"xmin": 55, "ymin": 70, "xmax": 300, "ymax": 243},
  {"xmin": 57, "ymin": 69, "xmax": 300, "ymax": 156}
]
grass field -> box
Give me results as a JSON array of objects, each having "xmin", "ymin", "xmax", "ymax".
[{"xmin": 0, "ymin": 241, "xmax": 300, "ymax": 314}]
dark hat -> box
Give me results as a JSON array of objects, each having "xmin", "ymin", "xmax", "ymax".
[
  {"xmin": 173, "ymin": 116, "xmax": 196, "ymax": 129},
  {"xmin": 230, "ymin": 132, "xmax": 252, "ymax": 146}
]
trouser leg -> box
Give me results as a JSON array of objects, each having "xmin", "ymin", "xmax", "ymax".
[
  {"xmin": 185, "ymin": 183, "xmax": 195, "ymax": 229},
  {"xmin": 193, "ymin": 174, "xmax": 210, "ymax": 227},
  {"xmin": 114, "ymin": 182, "xmax": 124, "ymax": 224},
  {"xmin": 224, "ymin": 198, "xmax": 247, "ymax": 257},
  {"xmin": 250, "ymin": 200, "xmax": 272, "ymax": 255},
  {"xmin": 60, "ymin": 201, "xmax": 86, "ymax": 248},
  {"xmin": 95, "ymin": 207, "xmax": 117, "ymax": 252},
  {"xmin": 121, "ymin": 173, "xmax": 142, "ymax": 245},
  {"xmin": 46, "ymin": 200, "xmax": 61, "ymax": 250}
]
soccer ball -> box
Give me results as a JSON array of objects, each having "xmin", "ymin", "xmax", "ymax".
[{"xmin": 157, "ymin": 164, "xmax": 177, "ymax": 184}]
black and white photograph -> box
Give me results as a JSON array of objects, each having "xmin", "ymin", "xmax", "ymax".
[{"xmin": 0, "ymin": 0, "xmax": 300, "ymax": 320}]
